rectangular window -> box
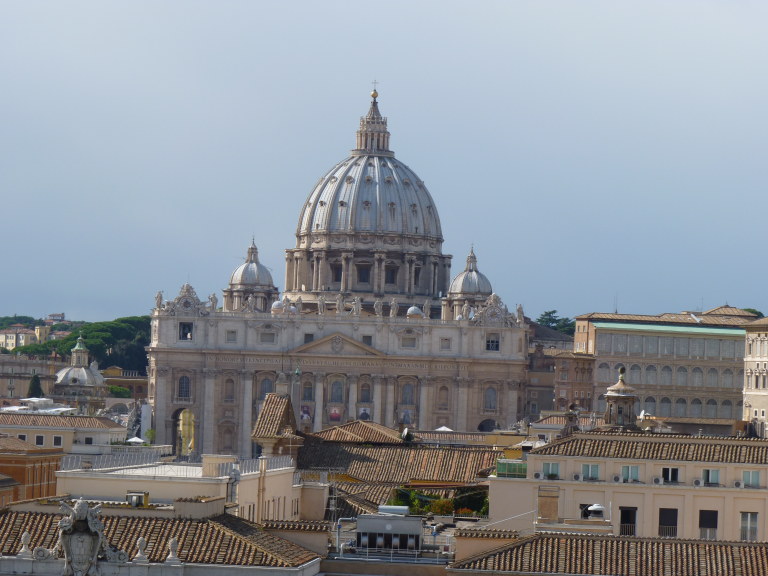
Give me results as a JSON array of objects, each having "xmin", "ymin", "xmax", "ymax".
[
  {"xmin": 53, "ymin": 435, "xmax": 63, "ymax": 447},
  {"xmin": 362, "ymin": 335, "xmax": 373, "ymax": 346},
  {"xmin": 35, "ymin": 435, "xmax": 44, "ymax": 446},
  {"xmin": 675, "ymin": 337, "xmax": 689, "ymax": 356},
  {"xmin": 385, "ymin": 267, "xmax": 398, "ymax": 285},
  {"xmin": 179, "ymin": 322, "xmax": 193, "ymax": 341},
  {"xmin": 84, "ymin": 437, "xmax": 93, "ymax": 445},
  {"xmin": 440, "ymin": 338, "xmax": 452, "ymax": 351},
  {"xmin": 331, "ymin": 264, "xmax": 342, "ymax": 283},
  {"xmin": 622, "ymin": 465, "xmax": 639, "ymax": 482},
  {"xmin": 543, "ymin": 462, "xmax": 560, "ymax": 479},
  {"xmin": 662, "ymin": 467, "xmax": 679, "ymax": 484},
  {"xmin": 304, "ymin": 333, "xmax": 314, "ymax": 344},
  {"xmin": 401, "ymin": 336, "xmax": 417, "ymax": 348},
  {"xmin": 485, "ymin": 333, "xmax": 500, "ymax": 351},
  {"xmin": 699, "ymin": 510, "xmax": 718, "ymax": 540},
  {"xmin": 743, "ymin": 470, "xmax": 760, "ymax": 488},
  {"xmin": 703, "ymin": 468, "xmax": 720, "ymax": 487},
  {"xmin": 225, "ymin": 330, "xmax": 237, "ymax": 343},
  {"xmin": 581, "ymin": 464, "xmax": 599, "ymax": 481},
  {"xmin": 18, "ymin": 434, "xmax": 26, "ymax": 441},
  {"xmin": 741, "ymin": 512, "xmax": 758, "ymax": 541},
  {"xmin": 658, "ymin": 508, "xmax": 678, "ymax": 538},
  {"xmin": 356, "ymin": 264, "xmax": 371, "ymax": 284},
  {"xmin": 260, "ymin": 332, "xmax": 276, "ymax": 344}
]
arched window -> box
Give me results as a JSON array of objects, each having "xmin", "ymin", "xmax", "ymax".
[
  {"xmin": 178, "ymin": 376, "xmax": 191, "ymax": 400},
  {"xmin": 302, "ymin": 382, "xmax": 313, "ymax": 401},
  {"xmin": 721, "ymin": 400, "xmax": 733, "ymax": 419},
  {"xmin": 661, "ymin": 366, "xmax": 673, "ymax": 385},
  {"xmin": 438, "ymin": 386, "xmax": 449, "ymax": 410},
  {"xmin": 223, "ymin": 378, "xmax": 235, "ymax": 403},
  {"xmin": 644, "ymin": 397, "xmax": 656, "ymax": 415},
  {"xmin": 484, "ymin": 387, "xmax": 497, "ymax": 411},
  {"xmin": 690, "ymin": 398, "xmax": 702, "ymax": 417},
  {"xmin": 676, "ymin": 367, "xmax": 688, "ymax": 387},
  {"xmin": 722, "ymin": 370, "xmax": 733, "ymax": 388},
  {"xmin": 706, "ymin": 369, "xmax": 718, "ymax": 387},
  {"xmin": 598, "ymin": 363, "xmax": 611, "ymax": 382},
  {"xmin": 359, "ymin": 382, "xmax": 371, "ymax": 403},
  {"xmin": 706, "ymin": 399, "xmax": 718, "ymax": 418},
  {"xmin": 331, "ymin": 381, "xmax": 343, "ymax": 403},
  {"xmin": 597, "ymin": 394, "xmax": 606, "ymax": 412},
  {"xmin": 629, "ymin": 365, "xmax": 642, "ymax": 385},
  {"xmin": 692, "ymin": 368, "xmax": 704, "ymax": 387},
  {"xmin": 259, "ymin": 378, "xmax": 274, "ymax": 400},
  {"xmin": 401, "ymin": 383, "xmax": 414, "ymax": 405},
  {"xmin": 221, "ymin": 428, "xmax": 234, "ymax": 452},
  {"xmin": 660, "ymin": 397, "xmax": 672, "ymax": 417},
  {"xmin": 675, "ymin": 398, "xmax": 687, "ymax": 417},
  {"xmin": 645, "ymin": 365, "xmax": 657, "ymax": 385}
]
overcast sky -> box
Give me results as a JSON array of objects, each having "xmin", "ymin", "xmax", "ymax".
[{"xmin": 2, "ymin": 1, "xmax": 766, "ymax": 322}]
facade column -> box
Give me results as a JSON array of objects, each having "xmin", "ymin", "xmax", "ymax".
[
  {"xmin": 241, "ymin": 370, "xmax": 253, "ymax": 458},
  {"xmin": 373, "ymin": 253, "xmax": 384, "ymax": 295},
  {"xmin": 403, "ymin": 258, "xmax": 411, "ymax": 295},
  {"xmin": 372, "ymin": 375, "xmax": 383, "ymax": 423},
  {"xmin": 155, "ymin": 367, "xmax": 169, "ymax": 446},
  {"xmin": 318, "ymin": 252, "xmax": 327, "ymax": 291},
  {"xmin": 418, "ymin": 376, "xmax": 430, "ymax": 430},
  {"xmin": 341, "ymin": 252, "xmax": 353, "ymax": 292},
  {"xmin": 313, "ymin": 373, "xmax": 325, "ymax": 432},
  {"xmin": 284, "ymin": 253, "xmax": 294, "ymax": 292},
  {"xmin": 506, "ymin": 380, "xmax": 519, "ymax": 428},
  {"xmin": 456, "ymin": 377, "xmax": 469, "ymax": 432},
  {"xmin": 202, "ymin": 368, "xmax": 217, "ymax": 454},
  {"xmin": 386, "ymin": 377, "xmax": 397, "ymax": 427},
  {"xmin": 347, "ymin": 374, "xmax": 358, "ymax": 421}
]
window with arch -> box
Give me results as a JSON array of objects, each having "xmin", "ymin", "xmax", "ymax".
[
  {"xmin": 722, "ymin": 370, "xmax": 733, "ymax": 388},
  {"xmin": 629, "ymin": 365, "xmax": 642, "ymax": 385},
  {"xmin": 223, "ymin": 378, "xmax": 235, "ymax": 403},
  {"xmin": 259, "ymin": 378, "xmax": 274, "ymax": 400},
  {"xmin": 597, "ymin": 394, "xmax": 606, "ymax": 412},
  {"xmin": 720, "ymin": 400, "xmax": 733, "ymax": 419},
  {"xmin": 331, "ymin": 381, "xmax": 344, "ymax": 403},
  {"xmin": 706, "ymin": 399, "xmax": 718, "ymax": 418},
  {"xmin": 598, "ymin": 363, "xmax": 611, "ymax": 382},
  {"xmin": 221, "ymin": 427, "xmax": 234, "ymax": 452},
  {"xmin": 359, "ymin": 382, "xmax": 371, "ymax": 403},
  {"xmin": 692, "ymin": 368, "xmax": 704, "ymax": 387},
  {"xmin": 660, "ymin": 397, "xmax": 672, "ymax": 417},
  {"xmin": 675, "ymin": 398, "xmax": 687, "ymax": 417},
  {"xmin": 438, "ymin": 386, "xmax": 449, "ymax": 410},
  {"xmin": 177, "ymin": 376, "xmax": 191, "ymax": 400},
  {"xmin": 690, "ymin": 398, "xmax": 703, "ymax": 417},
  {"xmin": 401, "ymin": 383, "xmax": 415, "ymax": 405},
  {"xmin": 676, "ymin": 367, "xmax": 688, "ymax": 387},
  {"xmin": 707, "ymin": 369, "xmax": 719, "ymax": 387},
  {"xmin": 484, "ymin": 387, "xmax": 497, "ymax": 411},
  {"xmin": 661, "ymin": 366, "xmax": 673, "ymax": 385},
  {"xmin": 302, "ymin": 382, "xmax": 314, "ymax": 402},
  {"xmin": 645, "ymin": 365, "xmax": 657, "ymax": 385},
  {"xmin": 645, "ymin": 397, "xmax": 656, "ymax": 414}
]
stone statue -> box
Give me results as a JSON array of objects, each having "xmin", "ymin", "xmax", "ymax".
[
  {"xmin": 56, "ymin": 498, "xmax": 125, "ymax": 576},
  {"xmin": 389, "ymin": 298, "xmax": 398, "ymax": 318},
  {"xmin": 244, "ymin": 294, "xmax": 256, "ymax": 312},
  {"xmin": 208, "ymin": 293, "xmax": 218, "ymax": 311},
  {"xmin": 517, "ymin": 303, "xmax": 524, "ymax": 322},
  {"xmin": 155, "ymin": 291, "xmax": 163, "ymax": 309},
  {"xmin": 351, "ymin": 297, "xmax": 361, "ymax": 316},
  {"xmin": 423, "ymin": 298, "xmax": 432, "ymax": 318},
  {"xmin": 461, "ymin": 300, "xmax": 471, "ymax": 320},
  {"xmin": 295, "ymin": 296, "xmax": 303, "ymax": 314},
  {"xmin": 336, "ymin": 293, "xmax": 344, "ymax": 315},
  {"xmin": 317, "ymin": 294, "xmax": 326, "ymax": 315},
  {"xmin": 374, "ymin": 299, "xmax": 383, "ymax": 317},
  {"xmin": 282, "ymin": 295, "xmax": 290, "ymax": 311}
]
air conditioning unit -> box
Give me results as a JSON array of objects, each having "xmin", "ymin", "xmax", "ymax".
[
  {"xmin": 612, "ymin": 474, "xmax": 622, "ymax": 483},
  {"xmin": 693, "ymin": 478, "xmax": 703, "ymax": 487},
  {"xmin": 533, "ymin": 472, "xmax": 542, "ymax": 479},
  {"xmin": 573, "ymin": 473, "xmax": 582, "ymax": 481},
  {"xmin": 734, "ymin": 480, "xmax": 744, "ymax": 489},
  {"xmin": 653, "ymin": 476, "xmax": 664, "ymax": 485}
]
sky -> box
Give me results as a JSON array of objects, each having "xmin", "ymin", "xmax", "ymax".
[{"xmin": 2, "ymin": 1, "xmax": 766, "ymax": 323}]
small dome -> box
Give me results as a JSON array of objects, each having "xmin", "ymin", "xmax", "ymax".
[
  {"xmin": 55, "ymin": 366, "xmax": 105, "ymax": 388},
  {"xmin": 406, "ymin": 305, "xmax": 424, "ymax": 318},
  {"xmin": 606, "ymin": 367, "xmax": 637, "ymax": 397},
  {"xmin": 271, "ymin": 300, "xmax": 284, "ymax": 313},
  {"xmin": 449, "ymin": 248, "xmax": 493, "ymax": 295},
  {"xmin": 230, "ymin": 241, "xmax": 273, "ymax": 288}
]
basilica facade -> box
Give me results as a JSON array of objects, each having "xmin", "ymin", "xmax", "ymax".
[{"xmin": 147, "ymin": 92, "xmax": 529, "ymax": 458}]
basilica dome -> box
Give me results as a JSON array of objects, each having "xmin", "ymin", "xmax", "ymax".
[
  {"xmin": 229, "ymin": 241, "xmax": 273, "ymax": 289},
  {"xmin": 449, "ymin": 248, "xmax": 493, "ymax": 296}
]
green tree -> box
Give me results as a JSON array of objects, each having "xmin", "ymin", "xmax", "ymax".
[
  {"xmin": 744, "ymin": 308, "xmax": 764, "ymax": 319},
  {"xmin": 109, "ymin": 385, "xmax": 132, "ymax": 398},
  {"xmin": 27, "ymin": 374, "xmax": 43, "ymax": 398},
  {"xmin": 536, "ymin": 310, "xmax": 576, "ymax": 336}
]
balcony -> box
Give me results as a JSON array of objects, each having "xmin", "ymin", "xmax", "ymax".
[
  {"xmin": 619, "ymin": 523, "xmax": 636, "ymax": 536},
  {"xmin": 658, "ymin": 526, "xmax": 677, "ymax": 538}
]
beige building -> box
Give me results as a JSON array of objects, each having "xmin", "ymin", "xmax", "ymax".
[
  {"xmin": 744, "ymin": 316, "xmax": 768, "ymax": 437},
  {"xmin": 573, "ymin": 306, "xmax": 753, "ymax": 433},
  {"xmin": 0, "ymin": 413, "xmax": 126, "ymax": 453},
  {"xmin": 148, "ymin": 92, "xmax": 529, "ymax": 458},
  {"xmin": 0, "ymin": 353, "xmax": 64, "ymax": 399}
]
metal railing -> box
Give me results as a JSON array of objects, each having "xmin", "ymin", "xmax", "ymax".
[
  {"xmin": 619, "ymin": 523, "xmax": 636, "ymax": 536},
  {"xmin": 658, "ymin": 526, "xmax": 677, "ymax": 538}
]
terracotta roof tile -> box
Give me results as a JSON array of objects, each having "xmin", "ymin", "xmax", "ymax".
[
  {"xmin": 251, "ymin": 394, "xmax": 298, "ymax": 439},
  {"xmin": 311, "ymin": 420, "xmax": 404, "ymax": 444},
  {"xmin": 530, "ymin": 430, "xmax": 768, "ymax": 464},
  {"xmin": 576, "ymin": 310, "xmax": 755, "ymax": 327},
  {"xmin": 0, "ymin": 414, "xmax": 125, "ymax": 430},
  {"xmin": 0, "ymin": 509, "xmax": 318, "ymax": 567},
  {"xmin": 449, "ymin": 532, "xmax": 768, "ymax": 575}
]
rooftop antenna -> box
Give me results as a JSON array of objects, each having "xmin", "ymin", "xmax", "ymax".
[{"xmin": 613, "ymin": 293, "xmax": 618, "ymax": 314}]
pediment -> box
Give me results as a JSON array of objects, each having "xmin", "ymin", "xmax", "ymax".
[{"xmin": 291, "ymin": 332, "xmax": 384, "ymax": 357}]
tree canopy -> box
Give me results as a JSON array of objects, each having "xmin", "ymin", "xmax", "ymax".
[
  {"xmin": 27, "ymin": 374, "xmax": 43, "ymax": 398},
  {"xmin": 536, "ymin": 310, "xmax": 576, "ymax": 336}
]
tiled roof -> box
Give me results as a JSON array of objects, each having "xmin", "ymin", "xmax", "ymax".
[
  {"xmin": 0, "ymin": 436, "xmax": 55, "ymax": 453},
  {"xmin": 261, "ymin": 519, "xmax": 330, "ymax": 533},
  {"xmin": 576, "ymin": 309, "xmax": 755, "ymax": 327},
  {"xmin": 533, "ymin": 414, "xmax": 604, "ymax": 427},
  {"xmin": 530, "ymin": 430, "xmax": 768, "ymax": 464},
  {"xmin": 0, "ymin": 413, "xmax": 125, "ymax": 430},
  {"xmin": 251, "ymin": 393, "xmax": 299, "ymax": 439},
  {"xmin": 415, "ymin": 431, "xmax": 491, "ymax": 445},
  {"xmin": 298, "ymin": 439, "xmax": 502, "ymax": 484},
  {"xmin": 311, "ymin": 420, "xmax": 404, "ymax": 444},
  {"xmin": 0, "ymin": 509, "xmax": 318, "ymax": 567},
  {"xmin": 449, "ymin": 532, "xmax": 768, "ymax": 576}
]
